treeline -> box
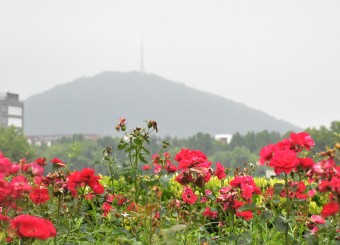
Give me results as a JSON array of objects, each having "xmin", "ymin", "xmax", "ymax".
[{"xmin": 0, "ymin": 121, "xmax": 339, "ymax": 176}]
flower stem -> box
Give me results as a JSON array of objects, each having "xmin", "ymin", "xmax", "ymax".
[{"xmin": 284, "ymin": 173, "xmax": 290, "ymax": 245}]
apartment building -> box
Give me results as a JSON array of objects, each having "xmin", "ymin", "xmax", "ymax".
[{"xmin": 0, "ymin": 92, "xmax": 24, "ymax": 130}]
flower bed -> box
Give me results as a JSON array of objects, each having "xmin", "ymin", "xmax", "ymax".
[{"xmin": 0, "ymin": 119, "xmax": 339, "ymax": 244}]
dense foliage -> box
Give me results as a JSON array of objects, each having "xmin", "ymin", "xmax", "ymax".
[
  {"xmin": 0, "ymin": 126, "xmax": 33, "ymax": 161},
  {"xmin": 0, "ymin": 119, "xmax": 339, "ymax": 244},
  {"xmin": 30, "ymin": 121, "xmax": 340, "ymax": 177}
]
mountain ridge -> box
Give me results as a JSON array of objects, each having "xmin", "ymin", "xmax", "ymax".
[{"xmin": 24, "ymin": 71, "xmax": 301, "ymax": 137}]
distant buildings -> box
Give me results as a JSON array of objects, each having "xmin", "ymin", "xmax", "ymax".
[
  {"xmin": 0, "ymin": 92, "xmax": 24, "ymax": 130},
  {"xmin": 215, "ymin": 134, "xmax": 233, "ymax": 144},
  {"xmin": 26, "ymin": 134, "xmax": 101, "ymax": 147}
]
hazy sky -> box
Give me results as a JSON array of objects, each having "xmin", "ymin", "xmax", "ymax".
[{"xmin": 1, "ymin": 0, "xmax": 339, "ymax": 129}]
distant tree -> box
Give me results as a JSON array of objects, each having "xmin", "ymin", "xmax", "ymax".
[
  {"xmin": 0, "ymin": 126, "xmax": 34, "ymax": 161},
  {"xmin": 228, "ymin": 131, "xmax": 281, "ymax": 154},
  {"xmin": 330, "ymin": 121, "xmax": 340, "ymax": 132},
  {"xmin": 210, "ymin": 146, "xmax": 258, "ymax": 170},
  {"xmin": 227, "ymin": 133, "xmax": 245, "ymax": 151},
  {"xmin": 306, "ymin": 121, "xmax": 340, "ymax": 153},
  {"xmin": 185, "ymin": 132, "xmax": 216, "ymax": 155}
]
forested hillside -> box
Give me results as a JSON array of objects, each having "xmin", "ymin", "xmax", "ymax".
[{"xmin": 25, "ymin": 71, "xmax": 300, "ymax": 137}]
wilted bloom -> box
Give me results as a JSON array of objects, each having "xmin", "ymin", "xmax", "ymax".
[
  {"xmin": 308, "ymin": 189, "xmax": 316, "ymax": 198},
  {"xmin": 152, "ymin": 153, "xmax": 161, "ymax": 164},
  {"xmin": 35, "ymin": 158, "xmax": 47, "ymax": 166},
  {"xmin": 119, "ymin": 118, "xmax": 126, "ymax": 125},
  {"xmin": 147, "ymin": 120, "xmax": 158, "ymax": 132},
  {"xmin": 182, "ymin": 186, "xmax": 198, "ymax": 204},
  {"xmin": 153, "ymin": 164, "xmax": 162, "ymax": 174},
  {"xmin": 10, "ymin": 175, "xmax": 32, "ymax": 193},
  {"xmin": 115, "ymin": 118, "xmax": 126, "ymax": 131},
  {"xmin": 23, "ymin": 163, "xmax": 44, "ymax": 176},
  {"xmin": 105, "ymin": 193, "xmax": 114, "ymax": 203},
  {"xmin": 127, "ymin": 202, "xmax": 139, "ymax": 212},
  {"xmin": 50, "ymin": 158, "xmax": 65, "ymax": 168},
  {"xmin": 311, "ymin": 215, "xmax": 325, "ymax": 224},
  {"xmin": 85, "ymin": 192, "xmax": 95, "ymax": 200},
  {"xmin": 165, "ymin": 162, "xmax": 177, "ymax": 173}
]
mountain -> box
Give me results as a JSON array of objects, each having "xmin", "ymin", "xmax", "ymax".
[{"xmin": 24, "ymin": 71, "xmax": 301, "ymax": 137}]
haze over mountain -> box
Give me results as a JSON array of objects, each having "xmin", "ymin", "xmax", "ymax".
[{"xmin": 24, "ymin": 72, "xmax": 301, "ymax": 137}]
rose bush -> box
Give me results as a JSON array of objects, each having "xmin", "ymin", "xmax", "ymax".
[{"xmin": 0, "ymin": 120, "xmax": 339, "ymax": 244}]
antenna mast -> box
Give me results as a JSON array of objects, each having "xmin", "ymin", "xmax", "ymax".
[{"xmin": 140, "ymin": 36, "xmax": 145, "ymax": 73}]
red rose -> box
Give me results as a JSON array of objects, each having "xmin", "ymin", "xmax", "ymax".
[
  {"xmin": 215, "ymin": 162, "xmax": 226, "ymax": 180},
  {"xmin": 35, "ymin": 158, "xmax": 47, "ymax": 166},
  {"xmin": 67, "ymin": 168, "xmax": 104, "ymax": 196},
  {"xmin": 142, "ymin": 165, "xmax": 151, "ymax": 171},
  {"xmin": 153, "ymin": 164, "xmax": 162, "ymax": 174},
  {"xmin": 182, "ymin": 186, "xmax": 198, "ymax": 205},
  {"xmin": 269, "ymin": 149, "xmax": 299, "ymax": 175},
  {"xmin": 175, "ymin": 148, "xmax": 209, "ymax": 170},
  {"xmin": 236, "ymin": 211, "xmax": 253, "ymax": 221},
  {"xmin": 165, "ymin": 162, "xmax": 177, "ymax": 173},
  {"xmin": 50, "ymin": 157, "xmax": 65, "ymax": 168},
  {"xmin": 101, "ymin": 202, "xmax": 113, "ymax": 216},
  {"xmin": 298, "ymin": 157, "xmax": 315, "ymax": 169},
  {"xmin": 202, "ymin": 206, "xmax": 218, "ymax": 218},
  {"xmin": 290, "ymin": 132, "xmax": 315, "ymax": 151},
  {"xmin": 11, "ymin": 214, "xmax": 56, "ymax": 240},
  {"xmin": 321, "ymin": 202, "xmax": 339, "ymax": 218},
  {"xmin": 0, "ymin": 153, "xmax": 13, "ymax": 176},
  {"xmin": 29, "ymin": 187, "xmax": 50, "ymax": 204},
  {"xmin": 259, "ymin": 144, "xmax": 277, "ymax": 165}
]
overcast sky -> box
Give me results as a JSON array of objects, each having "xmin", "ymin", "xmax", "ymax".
[{"xmin": 1, "ymin": 0, "xmax": 339, "ymax": 129}]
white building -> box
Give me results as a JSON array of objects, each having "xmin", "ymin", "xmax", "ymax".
[
  {"xmin": 0, "ymin": 93, "xmax": 24, "ymax": 130},
  {"xmin": 215, "ymin": 134, "xmax": 233, "ymax": 144}
]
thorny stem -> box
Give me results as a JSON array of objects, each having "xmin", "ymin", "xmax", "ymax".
[
  {"xmin": 284, "ymin": 173, "xmax": 290, "ymax": 245},
  {"xmin": 54, "ymin": 195, "xmax": 62, "ymax": 245}
]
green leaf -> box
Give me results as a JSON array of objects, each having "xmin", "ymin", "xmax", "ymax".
[
  {"xmin": 160, "ymin": 176, "xmax": 170, "ymax": 188},
  {"xmin": 111, "ymin": 227, "xmax": 129, "ymax": 236},
  {"xmin": 132, "ymin": 242, "xmax": 143, "ymax": 245},
  {"xmin": 144, "ymin": 179, "xmax": 159, "ymax": 186},
  {"xmin": 133, "ymin": 138, "xmax": 143, "ymax": 146},
  {"xmin": 304, "ymin": 232, "xmax": 318, "ymax": 245},
  {"xmin": 141, "ymin": 146, "xmax": 150, "ymax": 155},
  {"xmin": 237, "ymin": 202, "xmax": 264, "ymax": 212},
  {"xmin": 160, "ymin": 224, "xmax": 186, "ymax": 236},
  {"xmin": 273, "ymin": 216, "xmax": 288, "ymax": 233},
  {"xmin": 237, "ymin": 232, "xmax": 252, "ymax": 245},
  {"xmin": 260, "ymin": 210, "xmax": 273, "ymax": 222},
  {"xmin": 118, "ymin": 143, "xmax": 128, "ymax": 150},
  {"xmin": 139, "ymin": 154, "xmax": 148, "ymax": 163},
  {"xmin": 274, "ymin": 183, "xmax": 285, "ymax": 195}
]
